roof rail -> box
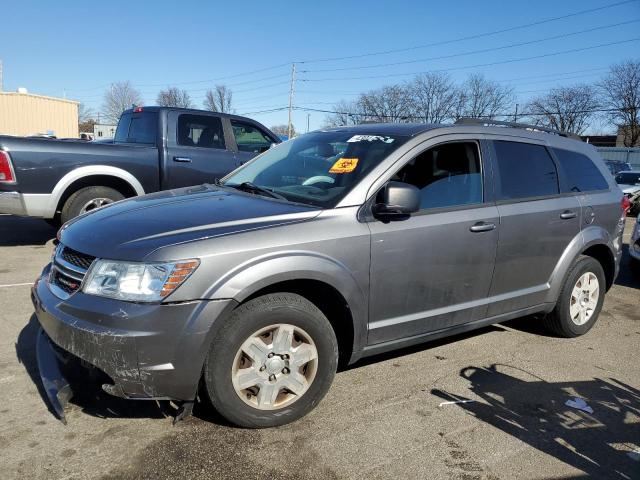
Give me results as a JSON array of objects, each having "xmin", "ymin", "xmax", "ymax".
[{"xmin": 454, "ymin": 117, "xmax": 581, "ymax": 140}]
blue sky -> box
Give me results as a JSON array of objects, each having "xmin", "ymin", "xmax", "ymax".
[{"xmin": 2, "ymin": 0, "xmax": 639, "ymax": 132}]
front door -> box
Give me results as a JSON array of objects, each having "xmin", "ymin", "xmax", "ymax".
[
  {"xmin": 486, "ymin": 139, "xmax": 581, "ymax": 316},
  {"xmin": 165, "ymin": 112, "xmax": 239, "ymax": 189},
  {"xmin": 368, "ymin": 139, "xmax": 499, "ymax": 345}
]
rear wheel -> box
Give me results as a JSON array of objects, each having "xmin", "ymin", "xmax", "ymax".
[
  {"xmin": 60, "ymin": 186, "xmax": 124, "ymax": 224},
  {"xmin": 203, "ymin": 293, "xmax": 338, "ymax": 428},
  {"xmin": 543, "ymin": 256, "xmax": 605, "ymax": 337}
]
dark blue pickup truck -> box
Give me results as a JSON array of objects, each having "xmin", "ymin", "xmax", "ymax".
[{"xmin": 0, "ymin": 106, "xmax": 279, "ymax": 224}]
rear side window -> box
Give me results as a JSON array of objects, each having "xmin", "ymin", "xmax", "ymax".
[
  {"xmin": 114, "ymin": 112, "xmax": 157, "ymax": 144},
  {"xmin": 493, "ymin": 141, "xmax": 559, "ymax": 200},
  {"xmin": 177, "ymin": 114, "xmax": 225, "ymax": 149},
  {"xmin": 392, "ymin": 141, "xmax": 483, "ymax": 210},
  {"xmin": 553, "ymin": 148, "xmax": 609, "ymax": 192},
  {"xmin": 231, "ymin": 120, "xmax": 273, "ymax": 153}
]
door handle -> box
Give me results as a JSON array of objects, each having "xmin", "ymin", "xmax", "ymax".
[
  {"xmin": 560, "ymin": 210, "xmax": 577, "ymax": 220},
  {"xmin": 173, "ymin": 156, "xmax": 192, "ymax": 163},
  {"xmin": 469, "ymin": 221, "xmax": 496, "ymax": 233}
]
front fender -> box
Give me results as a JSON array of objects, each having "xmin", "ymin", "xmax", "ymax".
[
  {"xmin": 205, "ymin": 250, "xmax": 368, "ymax": 363},
  {"xmin": 546, "ymin": 225, "xmax": 615, "ymax": 303}
]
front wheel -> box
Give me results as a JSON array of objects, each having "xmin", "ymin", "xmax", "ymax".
[
  {"xmin": 543, "ymin": 256, "xmax": 605, "ymax": 337},
  {"xmin": 203, "ymin": 293, "xmax": 338, "ymax": 428}
]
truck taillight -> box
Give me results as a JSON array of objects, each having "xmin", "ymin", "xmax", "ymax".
[
  {"xmin": 622, "ymin": 195, "xmax": 631, "ymax": 215},
  {"xmin": 0, "ymin": 151, "xmax": 16, "ymax": 183}
]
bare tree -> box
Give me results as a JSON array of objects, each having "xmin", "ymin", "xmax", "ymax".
[
  {"xmin": 78, "ymin": 103, "xmax": 95, "ymax": 123},
  {"xmin": 599, "ymin": 60, "xmax": 640, "ymax": 146},
  {"xmin": 456, "ymin": 74, "xmax": 515, "ymax": 119},
  {"xmin": 270, "ymin": 124, "xmax": 297, "ymax": 138},
  {"xmin": 357, "ymin": 85, "xmax": 414, "ymax": 122},
  {"xmin": 409, "ymin": 72, "xmax": 458, "ymax": 123},
  {"xmin": 323, "ymin": 100, "xmax": 361, "ymax": 127},
  {"xmin": 204, "ymin": 85, "xmax": 233, "ymax": 113},
  {"xmin": 526, "ymin": 85, "xmax": 599, "ymax": 135},
  {"xmin": 102, "ymin": 81, "xmax": 143, "ymax": 123},
  {"xmin": 156, "ymin": 87, "xmax": 193, "ymax": 108}
]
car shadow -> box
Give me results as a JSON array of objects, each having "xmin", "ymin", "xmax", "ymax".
[
  {"xmin": 432, "ymin": 364, "xmax": 640, "ymax": 479},
  {"xmin": 0, "ymin": 215, "xmax": 56, "ymax": 246},
  {"xmin": 16, "ymin": 315, "xmax": 170, "ymax": 421},
  {"xmin": 615, "ymin": 244, "xmax": 640, "ymax": 289}
]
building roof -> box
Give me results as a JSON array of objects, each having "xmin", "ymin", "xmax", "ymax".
[{"xmin": 0, "ymin": 91, "xmax": 79, "ymax": 105}]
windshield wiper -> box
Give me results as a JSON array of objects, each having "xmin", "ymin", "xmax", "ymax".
[{"xmin": 228, "ymin": 182, "xmax": 288, "ymax": 201}]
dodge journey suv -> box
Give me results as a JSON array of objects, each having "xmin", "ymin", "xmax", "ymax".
[{"xmin": 32, "ymin": 119, "xmax": 625, "ymax": 428}]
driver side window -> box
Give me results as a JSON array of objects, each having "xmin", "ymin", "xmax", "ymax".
[{"xmin": 392, "ymin": 141, "xmax": 483, "ymax": 210}]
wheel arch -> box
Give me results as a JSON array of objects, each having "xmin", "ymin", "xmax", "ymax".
[
  {"xmin": 548, "ymin": 226, "xmax": 617, "ymax": 303},
  {"xmin": 50, "ymin": 166, "xmax": 145, "ymax": 217},
  {"xmin": 205, "ymin": 252, "xmax": 368, "ymax": 365}
]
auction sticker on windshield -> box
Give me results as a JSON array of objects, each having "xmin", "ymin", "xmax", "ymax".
[
  {"xmin": 329, "ymin": 158, "xmax": 359, "ymax": 173},
  {"xmin": 347, "ymin": 135, "xmax": 395, "ymax": 143}
]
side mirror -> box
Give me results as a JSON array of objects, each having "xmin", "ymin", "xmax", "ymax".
[{"xmin": 372, "ymin": 181, "xmax": 420, "ymax": 221}]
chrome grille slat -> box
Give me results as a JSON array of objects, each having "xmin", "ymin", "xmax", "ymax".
[{"xmin": 49, "ymin": 244, "xmax": 96, "ymax": 298}]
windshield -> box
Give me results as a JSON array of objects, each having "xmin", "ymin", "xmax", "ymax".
[
  {"xmin": 615, "ymin": 172, "xmax": 640, "ymax": 185},
  {"xmin": 222, "ymin": 131, "xmax": 407, "ymax": 208}
]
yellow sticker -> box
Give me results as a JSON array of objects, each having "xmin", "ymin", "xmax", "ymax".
[{"xmin": 329, "ymin": 158, "xmax": 359, "ymax": 173}]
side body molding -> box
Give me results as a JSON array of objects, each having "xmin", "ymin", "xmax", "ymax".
[
  {"xmin": 204, "ymin": 251, "xmax": 369, "ymax": 364},
  {"xmin": 546, "ymin": 225, "xmax": 614, "ymax": 303}
]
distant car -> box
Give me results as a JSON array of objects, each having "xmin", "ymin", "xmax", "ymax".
[
  {"xmin": 605, "ymin": 160, "xmax": 632, "ymax": 175},
  {"xmin": 615, "ymin": 171, "xmax": 640, "ymax": 215}
]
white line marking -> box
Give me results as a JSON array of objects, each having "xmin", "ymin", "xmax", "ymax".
[
  {"xmin": 439, "ymin": 400, "xmax": 475, "ymax": 407},
  {"xmin": 0, "ymin": 282, "xmax": 33, "ymax": 288}
]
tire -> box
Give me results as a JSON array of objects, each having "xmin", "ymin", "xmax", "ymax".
[
  {"xmin": 203, "ymin": 293, "xmax": 338, "ymax": 428},
  {"xmin": 60, "ymin": 186, "xmax": 124, "ymax": 224},
  {"xmin": 543, "ymin": 255, "xmax": 606, "ymax": 338}
]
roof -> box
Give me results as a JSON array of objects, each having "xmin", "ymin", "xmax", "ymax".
[
  {"xmin": 0, "ymin": 91, "xmax": 79, "ymax": 105},
  {"xmin": 121, "ymin": 106, "xmax": 264, "ymax": 123},
  {"xmin": 320, "ymin": 123, "xmax": 440, "ymax": 137}
]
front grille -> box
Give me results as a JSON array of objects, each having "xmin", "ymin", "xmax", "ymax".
[
  {"xmin": 49, "ymin": 244, "xmax": 94, "ymax": 299},
  {"xmin": 61, "ymin": 247, "xmax": 95, "ymax": 270}
]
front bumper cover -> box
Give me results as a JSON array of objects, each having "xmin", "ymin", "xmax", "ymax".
[{"xmin": 31, "ymin": 265, "xmax": 236, "ymax": 419}]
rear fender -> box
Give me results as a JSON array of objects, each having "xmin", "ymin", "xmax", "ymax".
[{"xmin": 546, "ymin": 226, "xmax": 613, "ymax": 303}]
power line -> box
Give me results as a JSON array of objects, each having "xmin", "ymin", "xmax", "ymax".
[
  {"xmin": 302, "ymin": 37, "xmax": 640, "ymax": 82},
  {"xmin": 301, "ymin": 19, "xmax": 640, "ymax": 74},
  {"xmin": 295, "ymin": 0, "xmax": 638, "ymax": 64}
]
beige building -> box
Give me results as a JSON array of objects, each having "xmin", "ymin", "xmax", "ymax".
[{"xmin": 0, "ymin": 90, "xmax": 79, "ymax": 138}]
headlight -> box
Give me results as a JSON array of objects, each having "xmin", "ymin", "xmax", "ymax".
[{"xmin": 83, "ymin": 259, "xmax": 199, "ymax": 302}]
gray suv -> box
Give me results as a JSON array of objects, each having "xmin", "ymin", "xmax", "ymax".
[{"xmin": 32, "ymin": 119, "xmax": 626, "ymax": 428}]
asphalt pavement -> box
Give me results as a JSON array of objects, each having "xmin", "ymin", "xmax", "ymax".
[{"xmin": 0, "ymin": 214, "xmax": 638, "ymax": 480}]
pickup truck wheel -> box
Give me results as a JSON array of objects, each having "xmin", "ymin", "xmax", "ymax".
[
  {"xmin": 60, "ymin": 186, "xmax": 124, "ymax": 224},
  {"xmin": 203, "ymin": 293, "xmax": 338, "ymax": 428},
  {"xmin": 543, "ymin": 256, "xmax": 605, "ymax": 338}
]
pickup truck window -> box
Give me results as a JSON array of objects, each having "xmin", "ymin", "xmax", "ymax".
[
  {"xmin": 231, "ymin": 120, "xmax": 273, "ymax": 153},
  {"xmin": 114, "ymin": 112, "xmax": 157, "ymax": 144},
  {"xmin": 178, "ymin": 114, "xmax": 225, "ymax": 149}
]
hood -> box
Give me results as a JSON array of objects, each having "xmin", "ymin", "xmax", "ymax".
[{"xmin": 59, "ymin": 184, "xmax": 320, "ymax": 260}]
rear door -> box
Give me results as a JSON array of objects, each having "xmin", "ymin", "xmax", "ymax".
[
  {"xmin": 486, "ymin": 138, "xmax": 581, "ymax": 316},
  {"xmin": 164, "ymin": 112, "xmax": 239, "ymax": 188}
]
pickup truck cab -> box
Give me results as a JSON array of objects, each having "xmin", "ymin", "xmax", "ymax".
[{"xmin": 0, "ymin": 107, "xmax": 279, "ymax": 224}]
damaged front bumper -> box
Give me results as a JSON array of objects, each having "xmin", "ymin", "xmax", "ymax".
[{"xmin": 31, "ymin": 264, "xmax": 236, "ymax": 419}]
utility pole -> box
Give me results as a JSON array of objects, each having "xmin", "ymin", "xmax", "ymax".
[
  {"xmin": 514, "ymin": 104, "xmax": 518, "ymax": 123},
  {"xmin": 287, "ymin": 63, "xmax": 296, "ymax": 139},
  {"xmin": 306, "ymin": 113, "xmax": 310, "ymax": 133}
]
